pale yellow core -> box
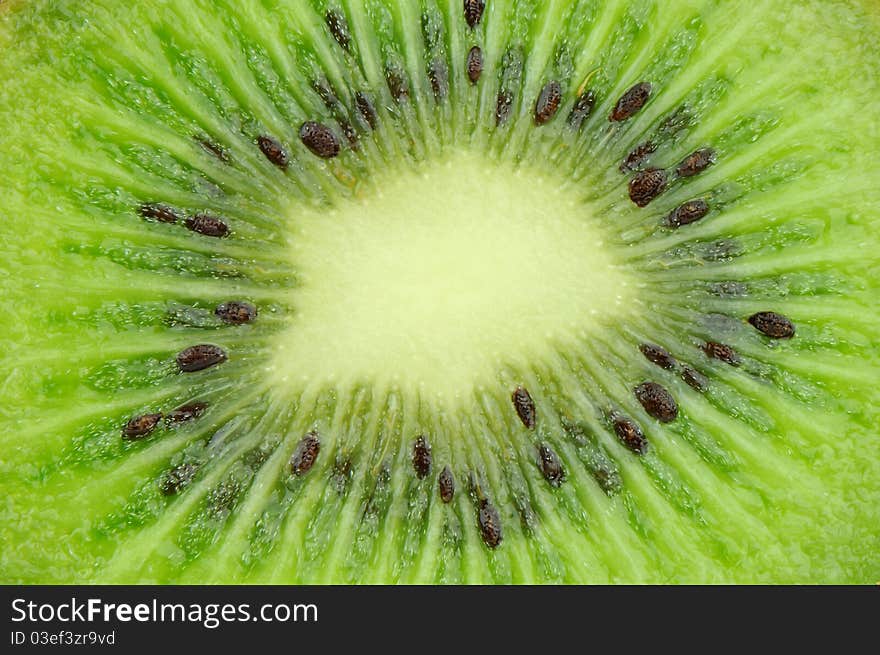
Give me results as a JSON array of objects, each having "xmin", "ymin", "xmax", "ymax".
[{"xmin": 272, "ymin": 151, "xmax": 633, "ymax": 402}]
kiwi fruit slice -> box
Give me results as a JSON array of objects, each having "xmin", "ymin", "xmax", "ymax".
[{"xmin": 0, "ymin": 0, "xmax": 878, "ymax": 584}]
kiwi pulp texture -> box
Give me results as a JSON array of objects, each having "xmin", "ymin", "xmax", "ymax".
[{"xmin": 0, "ymin": 0, "xmax": 879, "ymax": 583}]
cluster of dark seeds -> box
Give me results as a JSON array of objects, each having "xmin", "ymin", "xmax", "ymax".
[
  {"xmin": 299, "ymin": 121, "xmax": 341, "ymax": 159},
  {"xmin": 463, "ymin": 0, "xmax": 485, "ymax": 29},
  {"xmin": 409, "ymin": 437, "xmax": 458, "ymax": 504},
  {"xmin": 748, "ymin": 311, "xmax": 795, "ymax": 339},
  {"xmin": 290, "ymin": 430, "xmax": 321, "ymax": 476},
  {"xmin": 139, "ymin": 203, "xmax": 230, "ymax": 238},
  {"xmin": 640, "ymin": 342, "xmax": 710, "ymax": 393},
  {"xmin": 176, "ymin": 344, "xmax": 227, "ymax": 372},
  {"xmin": 467, "ymin": 46, "xmax": 483, "ymax": 84},
  {"xmin": 412, "ymin": 435, "xmax": 433, "ymax": 479},
  {"xmin": 634, "ymin": 382, "xmax": 679, "ymax": 423},
  {"xmin": 123, "ymin": 400, "xmax": 209, "ymax": 440},
  {"xmin": 511, "ymin": 386, "xmax": 536, "ymax": 429},
  {"xmin": 609, "ymin": 82, "xmax": 652, "ymax": 122},
  {"xmin": 121, "ymin": 13, "xmax": 809, "ymax": 558},
  {"xmin": 257, "ymin": 135, "xmax": 289, "ymax": 170},
  {"xmin": 626, "ymin": 146, "xmax": 717, "ymax": 208}
]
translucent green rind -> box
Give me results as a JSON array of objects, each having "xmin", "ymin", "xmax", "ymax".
[{"xmin": 0, "ymin": 0, "xmax": 878, "ymax": 583}]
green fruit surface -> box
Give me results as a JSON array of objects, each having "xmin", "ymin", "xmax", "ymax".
[{"xmin": 0, "ymin": 0, "xmax": 878, "ymax": 583}]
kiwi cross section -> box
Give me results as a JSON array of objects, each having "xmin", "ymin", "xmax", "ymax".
[{"xmin": 0, "ymin": 0, "xmax": 878, "ymax": 584}]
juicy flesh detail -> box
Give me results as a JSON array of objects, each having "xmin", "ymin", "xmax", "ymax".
[{"xmin": 0, "ymin": 0, "xmax": 878, "ymax": 584}]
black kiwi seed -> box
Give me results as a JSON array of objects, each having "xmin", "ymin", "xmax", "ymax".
[
  {"xmin": 438, "ymin": 466, "xmax": 455, "ymax": 503},
  {"xmin": 385, "ymin": 66, "xmax": 410, "ymax": 103},
  {"xmin": 495, "ymin": 91, "xmax": 513, "ymax": 126},
  {"xmin": 196, "ymin": 138, "xmax": 229, "ymax": 163},
  {"xmin": 467, "ymin": 46, "xmax": 483, "ymax": 84},
  {"xmin": 609, "ymin": 81, "xmax": 652, "ymax": 122},
  {"xmin": 299, "ymin": 121, "xmax": 341, "ymax": 159},
  {"xmin": 122, "ymin": 412, "xmax": 163, "ymax": 440},
  {"xmin": 537, "ymin": 444, "xmax": 566, "ymax": 487},
  {"xmin": 463, "ymin": 0, "xmax": 485, "ymax": 29},
  {"xmin": 681, "ymin": 366, "xmax": 709, "ymax": 392},
  {"xmin": 634, "ymin": 382, "xmax": 679, "ymax": 423},
  {"xmin": 628, "ymin": 168, "xmax": 668, "ymax": 207},
  {"xmin": 290, "ymin": 430, "xmax": 321, "ymax": 476},
  {"xmin": 412, "ymin": 435, "xmax": 432, "ymax": 479},
  {"xmin": 748, "ymin": 311, "xmax": 796, "ymax": 339},
  {"xmin": 613, "ymin": 416, "xmax": 648, "ymax": 454},
  {"xmin": 666, "ymin": 199, "xmax": 710, "ymax": 228},
  {"xmin": 176, "ymin": 344, "xmax": 227, "ymax": 372},
  {"xmin": 185, "ymin": 214, "xmax": 229, "ymax": 238},
  {"xmin": 138, "ymin": 203, "xmax": 179, "ymax": 224},
  {"xmin": 428, "ymin": 59, "xmax": 449, "ymax": 101},
  {"xmin": 215, "ymin": 300, "xmax": 257, "ymax": 325},
  {"xmin": 534, "ymin": 80, "xmax": 562, "ymax": 125},
  {"xmin": 165, "ymin": 401, "xmax": 208, "ymax": 425},
  {"xmin": 325, "ymin": 9, "xmax": 351, "ymax": 52},
  {"xmin": 568, "ymin": 90, "xmax": 596, "ymax": 130},
  {"xmin": 256, "ymin": 135, "xmax": 288, "ymax": 170},
  {"xmin": 639, "ymin": 343, "xmax": 676, "ymax": 370},
  {"xmin": 355, "ymin": 92, "xmax": 378, "ymax": 130},
  {"xmin": 676, "ymin": 147, "xmax": 716, "ymax": 177},
  {"xmin": 619, "ymin": 141, "xmax": 657, "ymax": 173},
  {"xmin": 702, "ymin": 341, "xmax": 741, "ymax": 366},
  {"xmin": 511, "ymin": 386, "xmax": 536, "ymax": 429},
  {"xmin": 477, "ymin": 499, "xmax": 503, "ymax": 549},
  {"xmin": 160, "ymin": 462, "xmax": 199, "ymax": 496}
]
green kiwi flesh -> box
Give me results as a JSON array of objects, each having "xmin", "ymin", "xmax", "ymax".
[{"xmin": 0, "ymin": 0, "xmax": 878, "ymax": 584}]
